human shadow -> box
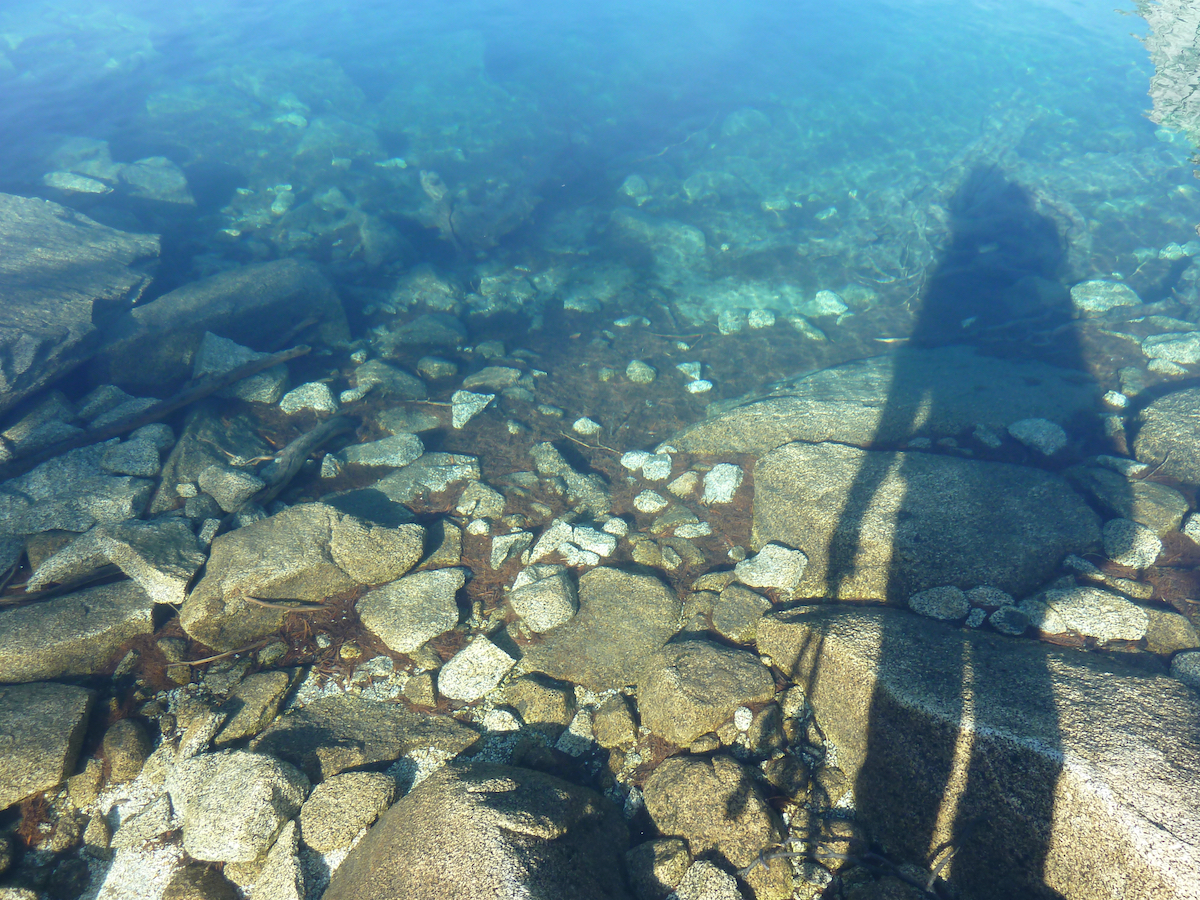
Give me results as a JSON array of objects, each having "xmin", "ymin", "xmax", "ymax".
[{"xmin": 826, "ymin": 165, "xmax": 1116, "ymax": 898}]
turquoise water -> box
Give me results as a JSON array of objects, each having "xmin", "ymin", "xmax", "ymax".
[{"xmin": 0, "ymin": 0, "xmax": 1188, "ymax": 323}]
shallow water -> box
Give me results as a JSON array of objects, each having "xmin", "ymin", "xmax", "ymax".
[{"xmin": 2, "ymin": 1, "xmax": 1200, "ymax": 899}]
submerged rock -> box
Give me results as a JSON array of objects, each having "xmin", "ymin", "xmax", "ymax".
[
  {"xmin": 677, "ymin": 346, "xmax": 1096, "ymax": 455},
  {"xmin": 0, "ymin": 193, "xmax": 159, "ymax": 416},
  {"xmin": 89, "ymin": 258, "xmax": 348, "ymax": 390},
  {"xmin": 322, "ymin": 763, "xmax": 631, "ymax": 900},
  {"xmin": 1134, "ymin": 386, "xmax": 1200, "ymax": 483},
  {"xmin": 752, "ymin": 441, "xmax": 1100, "ymax": 601},
  {"xmin": 0, "ymin": 682, "xmax": 94, "ymax": 810},
  {"xmin": 756, "ymin": 606, "xmax": 1200, "ymax": 900}
]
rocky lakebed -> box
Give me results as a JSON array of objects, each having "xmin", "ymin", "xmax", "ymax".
[{"xmin": 0, "ymin": 183, "xmax": 1199, "ymax": 900}]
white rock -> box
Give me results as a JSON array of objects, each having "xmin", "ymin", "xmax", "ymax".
[
  {"xmin": 800, "ymin": 290, "xmax": 848, "ymax": 318},
  {"xmin": 675, "ymin": 522, "xmax": 712, "ymax": 539},
  {"xmin": 279, "ymin": 382, "xmax": 337, "ymax": 415},
  {"xmin": 559, "ymin": 543, "xmax": 601, "ymax": 568},
  {"xmin": 602, "ymin": 518, "xmax": 630, "ymax": 537},
  {"xmin": 438, "ymin": 638, "xmax": 515, "ymax": 701},
  {"xmin": 686, "ymin": 379, "xmax": 713, "ymax": 393},
  {"xmin": 1103, "ymin": 391, "xmax": 1129, "ymax": 409},
  {"xmin": 668, "ymin": 472, "xmax": 700, "ymax": 497},
  {"xmin": 676, "ymin": 362, "xmax": 702, "ymax": 381},
  {"xmin": 571, "ymin": 526, "xmax": 617, "ymax": 558},
  {"xmin": 735, "ymin": 543, "xmax": 808, "ymax": 593},
  {"xmin": 717, "ymin": 309, "xmax": 747, "ymax": 335},
  {"xmin": 466, "ymin": 519, "xmax": 490, "ymax": 536},
  {"xmin": 573, "ymin": 417, "xmax": 602, "ymax": 436},
  {"xmin": 451, "ymin": 391, "xmax": 495, "ymax": 428},
  {"xmin": 621, "ymin": 450, "xmax": 651, "ymax": 471},
  {"xmin": 702, "ymin": 463, "xmax": 743, "ymax": 504},
  {"xmin": 626, "ymin": 360, "xmax": 657, "ymax": 384},
  {"xmin": 339, "ymin": 434, "xmax": 423, "ymax": 468},
  {"xmin": 456, "ymin": 482, "xmax": 506, "ymax": 519},
  {"xmin": 357, "ymin": 568, "xmax": 465, "ymax": 654},
  {"xmin": 641, "ymin": 453, "xmax": 673, "ymax": 481},
  {"xmin": 1102, "ymin": 518, "xmax": 1162, "ymax": 569},
  {"xmin": 634, "ymin": 491, "xmax": 669, "ymax": 514},
  {"xmin": 528, "ymin": 519, "xmax": 576, "ymax": 564},
  {"xmin": 1008, "ymin": 418, "xmax": 1067, "ymax": 456},
  {"xmin": 747, "ymin": 309, "xmax": 776, "ymax": 329},
  {"xmin": 1183, "ymin": 513, "xmax": 1200, "ymax": 545}
]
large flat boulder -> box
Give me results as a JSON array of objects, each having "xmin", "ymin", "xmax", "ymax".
[
  {"xmin": 1134, "ymin": 386, "xmax": 1200, "ymax": 485},
  {"xmin": 677, "ymin": 346, "xmax": 1097, "ymax": 455},
  {"xmin": 756, "ymin": 606, "xmax": 1200, "ymax": 900},
  {"xmin": 322, "ymin": 762, "xmax": 631, "ymax": 900},
  {"xmin": 753, "ymin": 441, "xmax": 1100, "ymax": 601},
  {"xmin": 516, "ymin": 568, "xmax": 682, "ymax": 692},
  {"xmin": 0, "ymin": 682, "xmax": 95, "ymax": 810},
  {"xmin": 0, "ymin": 580, "xmax": 154, "ymax": 683},
  {"xmin": 0, "ymin": 194, "xmax": 159, "ymax": 417},
  {"xmin": 88, "ymin": 258, "xmax": 348, "ymax": 391}
]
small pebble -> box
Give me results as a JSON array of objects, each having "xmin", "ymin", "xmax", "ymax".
[
  {"xmin": 702, "ymin": 463, "xmax": 743, "ymax": 504},
  {"xmin": 747, "ymin": 309, "xmax": 776, "ymax": 329},
  {"xmin": 280, "ymin": 382, "xmax": 337, "ymax": 415},
  {"xmin": 1102, "ymin": 390, "xmax": 1129, "ymax": 409},
  {"xmin": 573, "ymin": 417, "xmax": 601, "ymax": 436},
  {"xmin": 686, "ymin": 380, "xmax": 713, "ymax": 393},
  {"xmin": 676, "ymin": 362, "xmax": 702, "ymax": 381},
  {"xmin": 621, "ymin": 450, "xmax": 651, "ymax": 471}
]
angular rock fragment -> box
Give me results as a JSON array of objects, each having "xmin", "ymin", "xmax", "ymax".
[
  {"xmin": 0, "ymin": 682, "xmax": 94, "ymax": 810},
  {"xmin": 357, "ymin": 568, "xmax": 465, "ymax": 654}
]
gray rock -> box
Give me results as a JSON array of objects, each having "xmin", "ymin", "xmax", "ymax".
[
  {"xmin": 100, "ymin": 438, "xmax": 162, "ymax": 477},
  {"xmin": 1134, "ymin": 387, "xmax": 1200, "ymax": 483},
  {"xmin": 989, "ymin": 604, "xmax": 1030, "ymax": 636},
  {"xmin": 375, "ymin": 406, "xmax": 440, "ymax": 435},
  {"xmin": 252, "ymin": 819, "xmax": 305, "ymax": 900},
  {"xmin": 380, "ymin": 312, "xmax": 467, "ymax": 350},
  {"xmin": 674, "ymin": 861, "xmax": 744, "ymax": 900},
  {"xmin": 677, "ymin": 347, "xmax": 1097, "ymax": 455},
  {"xmin": 712, "ymin": 584, "xmax": 772, "ymax": 644},
  {"xmin": 756, "ymin": 606, "xmax": 1200, "ymax": 900},
  {"xmin": 111, "ymin": 792, "xmax": 174, "ymax": 850},
  {"xmin": 192, "ymin": 333, "xmax": 289, "ymax": 404},
  {"xmin": 177, "ymin": 751, "xmax": 309, "ymax": 864},
  {"xmin": 279, "ymin": 382, "xmax": 337, "ymax": 415},
  {"xmin": 509, "ymin": 567, "xmax": 578, "ymax": 632},
  {"xmin": 89, "ymin": 396, "xmax": 158, "ymax": 429},
  {"xmin": 643, "ymin": 755, "xmax": 789, "ymax": 900},
  {"xmin": 341, "ymin": 359, "xmax": 427, "ymax": 403},
  {"xmin": 121, "ymin": 156, "xmax": 194, "ymax": 204},
  {"xmin": 451, "ymin": 390, "xmax": 494, "ymax": 428},
  {"xmin": 321, "ymin": 763, "xmax": 631, "ymax": 900},
  {"xmin": 438, "ymin": 637, "xmax": 516, "ymax": 702},
  {"xmin": 251, "ymin": 695, "xmax": 479, "ymax": 781},
  {"xmin": 328, "ymin": 520, "xmax": 425, "ymax": 585},
  {"xmin": 1007, "ymin": 417, "xmax": 1067, "ymax": 456},
  {"xmin": 1142, "ymin": 331, "xmax": 1200, "ymax": 365},
  {"xmin": 702, "ymin": 463, "xmax": 743, "ymax": 504},
  {"xmin": 0, "ymin": 193, "xmax": 158, "ymax": 416},
  {"xmin": 908, "ymin": 586, "xmax": 970, "ymax": 621},
  {"xmin": 299, "ymin": 772, "xmax": 396, "ymax": 851},
  {"xmin": 337, "ymin": 433, "xmax": 423, "ymax": 468},
  {"xmin": 517, "ymin": 568, "xmax": 682, "ymax": 692},
  {"xmin": 181, "ymin": 503, "xmax": 362, "ymax": 651},
  {"xmin": 733, "ymin": 543, "xmax": 807, "ymax": 594},
  {"xmin": 0, "ymin": 581, "xmax": 154, "ymax": 683},
  {"xmin": 102, "ymin": 719, "xmax": 152, "ymax": 783},
  {"xmin": 1069, "ymin": 279, "xmax": 1141, "ymax": 315},
  {"xmin": 27, "ymin": 518, "xmax": 206, "ymax": 605},
  {"xmin": 611, "ymin": 208, "xmax": 708, "ymax": 285},
  {"xmin": 1067, "ymin": 466, "xmax": 1188, "ymax": 536},
  {"xmin": 456, "ymin": 482, "xmax": 506, "ymax": 519},
  {"xmin": 0, "ymin": 682, "xmax": 94, "ymax": 810},
  {"xmin": 0, "ymin": 442, "xmax": 153, "ymax": 533},
  {"xmin": 416, "ymin": 356, "xmax": 459, "ymax": 380},
  {"xmin": 162, "ymin": 864, "xmax": 241, "ymax": 900},
  {"xmin": 1017, "ymin": 586, "xmax": 1199, "ymax": 654},
  {"xmin": 213, "ymin": 670, "xmax": 299, "ymax": 746},
  {"xmin": 1102, "ymin": 518, "xmax": 1162, "ymax": 568},
  {"xmin": 373, "ymin": 452, "xmax": 480, "ymax": 505},
  {"xmin": 1172, "ymin": 651, "xmax": 1200, "ymax": 691},
  {"xmin": 752, "ymin": 441, "xmax": 1100, "ymax": 602},
  {"xmin": 357, "ymin": 568, "xmax": 465, "ymax": 654},
  {"xmin": 530, "ymin": 442, "xmax": 611, "ymax": 517},
  {"xmin": 625, "ymin": 839, "xmax": 692, "ymax": 899},
  {"xmin": 89, "ymin": 259, "xmax": 348, "ymax": 391},
  {"xmin": 491, "ymin": 531, "xmax": 533, "ymax": 568},
  {"xmin": 638, "ymin": 640, "xmax": 775, "ymax": 746},
  {"xmin": 462, "ymin": 366, "xmax": 522, "ymax": 391}
]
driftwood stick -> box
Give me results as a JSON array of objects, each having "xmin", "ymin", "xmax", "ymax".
[
  {"xmin": 0, "ymin": 345, "xmax": 312, "ymax": 480},
  {"xmin": 249, "ymin": 415, "xmax": 357, "ymax": 507}
]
